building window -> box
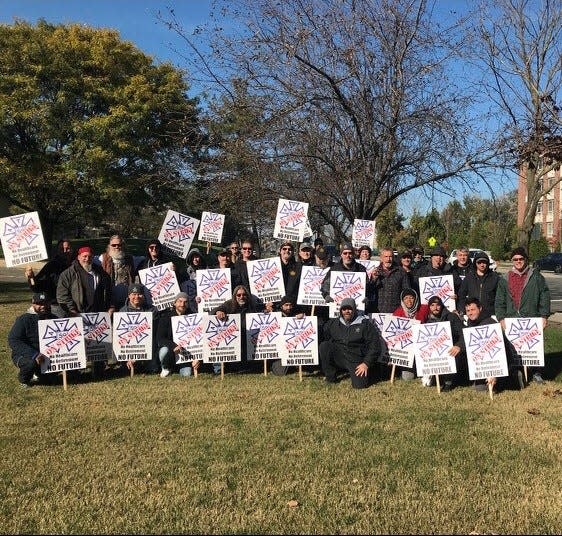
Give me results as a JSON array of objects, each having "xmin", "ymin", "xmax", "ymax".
[
  {"xmin": 537, "ymin": 202, "xmax": 542, "ymax": 214},
  {"xmin": 547, "ymin": 222, "xmax": 553, "ymax": 237},
  {"xmin": 548, "ymin": 200, "xmax": 554, "ymax": 213}
]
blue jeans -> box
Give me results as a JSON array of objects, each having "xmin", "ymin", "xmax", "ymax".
[{"xmin": 158, "ymin": 346, "xmax": 192, "ymax": 376}]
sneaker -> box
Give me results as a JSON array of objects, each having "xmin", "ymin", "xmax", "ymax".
[
  {"xmin": 532, "ymin": 372, "xmax": 545, "ymax": 384},
  {"xmin": 160, "ymin": 368, "xmax": 171, "ymax": 378},
  {"xmin": 401, "ymin": 370, "xmax": 415, "ymax": 381},
  {"xmin": 441, "ymin": 381, "xmax": 454, "ymax": 392},
  {"xmin": 324, "ymin": 376, "xmax": 338, "ymax": 384},
  {"xmin": 19, "ymin": 382, "xmax": 30, "ymax": 389},
  {"xmin": 421, "ymin": 374, "xmax": 432, "ymax": 387}
]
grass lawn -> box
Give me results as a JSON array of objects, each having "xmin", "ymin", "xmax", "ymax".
[{"xmin": 1, "ymin": 283, "xmax": 562, "ymax": 534}]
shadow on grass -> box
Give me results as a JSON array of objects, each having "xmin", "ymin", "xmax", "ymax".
[
  {"xmin": 544, "ymin": 350, "xmax": 562, "ymax": 381},
  {"xmin": 0, "ymin": 281, "xmax": 32, "ymax": 303}
]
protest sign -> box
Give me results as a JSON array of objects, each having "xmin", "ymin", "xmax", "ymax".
[
  {"xmin": 273, "ymin": 198, "xmax": 309, "ymax": 242},
  {"xmin": 352, "ymin": 219, "xmax": 376, "ymax": 249},
  {"xmin": 247, "ymin": 257, "xmax": 285, "ymax": 303},
  {"xmin": 279, "ymin": 315, "xmax": 318, "ymax": 367},
  {"xmin": 138, "ymin": 262, "xmax": 181, "ymax": 311},
  {"xmin": 158, "ymin": 209, "xmax": 200, "ymax": 259},
  {"xmin": 112, "ymin": 311, "xmax": 153, "ymax": 362},
  {"xmin": 327, "ymin": 271, "xmax": 366, "ymax": 317},
  {"xmin": 504, "ymin": 317, "xmax": 544, "ymax": 368},
  {"xmin": 297, "ymin": 266, "xmax": 329, "ymax": 306},
  {"xmin": 380, "ymin": 315, "xmax": 419, "ymax": 369},
  {"xmin": 0, "ymin": 211, "xmax": 48, "ymax": 267},
  {"xmin": 171, "ymin": 313, "xmax": 205, "ymax": 364},
  {"xmin": 198, "ymin": 211, "xmax": 225, "ymax": 244},
  {"xmin": 196, "ymin": 268, "xmax": 232, "ymax": 313},
  {"xmin": 202, "ymin": 313, "xmax": 242, "ymax": 365},
  {"xmin": 463, "ymin": 323, "xmax": 509, "ymax": 381},
  {"xmin": 39, "ymin": 317, "xmax": 87, "ymax": 373},
  {"xmin": 412, "ymin": 321, "xmax": 457, "ymax": 377},
  {"xmin": 246, "ymin": 312, "xmax": 283, "ymax": 361},
  {"xmin": 418, "ymin": 274, "xmax": 456, "ymax": 312},
  {"xmin": 81, "ymin": 312, "xmax": 112, "ymax": 363}
]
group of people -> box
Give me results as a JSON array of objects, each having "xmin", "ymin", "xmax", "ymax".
[{"xmin": 9, "ymin": 235, "xmax": 551, "ymax": 392}]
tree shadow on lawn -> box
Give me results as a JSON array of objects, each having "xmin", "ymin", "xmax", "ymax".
[{"xmin": 0, "ymin": 281, "xmax": 32, "ymax": 304}]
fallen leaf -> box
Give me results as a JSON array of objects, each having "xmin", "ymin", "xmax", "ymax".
[
  {"xmin": 527, "ymin": 408, "xmax": 540, "ymax": 415},
  {"xmin": 287, "ymin": 499, "xmax": 299, "ymax": 508}
]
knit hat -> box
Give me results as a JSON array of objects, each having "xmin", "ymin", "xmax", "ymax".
[
  {"xmin": 299, "ymin": 242, "xmax": 313, "ymax": 252},
  {"xmin": 473, "ymin": 251, "xmax": 490, "ymax": 264},
  {"xmin": 174, "ymin": 292, "xmax": 189, "ymax": 301},
  {"xmin": 340, "ymin": 297, "xmax": 356, "ymax": 310},
  {"xmin": 32, "ymin": 292, "xmax": 49, "ymax": 304},
  {"xmin": 128, "ymin": 283, "xmax": 145, "ymax": 294},
  {"xmin": 511, "ymin": 247, "xmax": 528, "ymax": 260}
]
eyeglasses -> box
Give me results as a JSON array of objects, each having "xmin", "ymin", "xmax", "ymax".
[
  {"xmin": 281, "ymin": 247, "xmax": 293, "ymax": 251},
  {"xmin": 111, "ymin": 243, "xmax": 122, "ymax": 248},
  {"xmin": 242, "ymin": 247, "xmax": 252, "ymax": 250},
  {"xmin": 148, "ymin": 246, "xmax": 158, "ymax": 250},
  {"xmin": 341, "ymin": 251, "xmax": 353, "ymax": 255},
  {"xmin": 230, "ymin": 246, "xmax": 239, "ymax": 250},
  {"xmin": 512, "ymin": 257, "xmax": 525, "ymax": 261}
]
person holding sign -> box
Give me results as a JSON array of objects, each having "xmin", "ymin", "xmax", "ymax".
[
  {"xmin": 136, "ymin": 238, "xmax": 176, "ymax": 273},
  {"xmin": 371, "ymin": 247, "xmax": 410, "ymax": 313},
  {"xmin": 319, "ymin": 298, "xmax": 382, "ymax": 389},
  {"xmin": 120, "ymin": 283, "xmax": 160, "ymax": 375},
  {"xmin": 270, "ymin": 295, "xmax": 304, "ymax": 376},
  {"xmin": 495, "ymin": 247, "xmax": 551, "ymax": 385},
  {"xmin": 464, "ymin": 298, "xmax": 499, "ymax": 392},
  {"xmin": 212, "ymin": 285, "xmax": 271, "ymax": 372},
  {"xmin": 157, "ymin": 292, "xmax": 200, "ymax": 378},
  {"xmin": 393, "ymin": 288, "xmax": 430, "ymax": 382},
  {"xmin": 426, "ymin": 295, "xmax": 466, "ymax": 392},
  {"xmin": 8, "ymin": 293, "xmax": 57, "ymax": 388}
]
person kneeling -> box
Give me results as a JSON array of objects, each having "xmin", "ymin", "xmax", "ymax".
[{"xmin": 319, "ymin": 298, "xmax": 382, "ymax": 389}]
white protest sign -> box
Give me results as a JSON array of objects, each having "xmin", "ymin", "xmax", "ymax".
[
  {"xmin": 246, "ymin": 312, "xmax": 283, "ymax": 361},
  {"xmin": 463, "ymin": 323, "xmax": 509, "ymax": 381},
  {"xmin": 273, "ymin": 198, "xmax": 309, "ymax": 242},
  {"xmin": 196, "ymin": 268, "xmax": 232, "ymax": 313},
  {"xmin": 112, "ymin": 311, "xmax": 153, "ymax": 362},
  {"xmin": 158, "ymin": 209, "xmax": 200, "ymax": 259},
  {"xmin": 379, "ymin": 316, "xmax": 419, "ymax": 368},
  {"xmin": 247, "ymin": 257, "xmax": 285, "ymax": 303},
  {"xmin": 303, "ymin": 218, "xmax": 313, "ymax": 239},
  {"xmin": 297, "ymin": 266, "xmax": 330, "ymax": 306},
  {"xmin": 504, "ymin": 317, "xmax": 544, "ymax": 368},
  {"xmin": 171, "ymin": 313, "xmax": 205, "ymax": 364},
  {"xmin": 352, "ymin": 219, "xmax": 376, "ymax": 249},
  {"xmin": 202, "ymin": 313, "xmax": 242, "ymax": 365},
  {"xmin": 138, "ymin": 262, "xmax": 181, "ymax": 311},
  {"xmin": 370, "ymin": 312, "xmax": 389, "ymax": 333},
  {"xmin": 0, "ymin": 211, "xmax": 48, "ymax": 267},
  {"xmin": 198, "ymin": 211, "xmax": 225, "ymax": 243},
  {"xmin": 412, "ymin": 321, "xmax": 457, "ymax": 377},
  {"xmin": 279, "ymin": 315, "xmax": 319, "ymax": 367},
  {"xmin": 39, "ymin": 317, "xmax": 87, "ymax": 374},
  {"xmin": 81, "ymin": 312, "xmax": 112, "ymax": 363},
  {"xmin": 418, "ymin": 274, "xmax": 456, "ymax": 312},
  {"xmin": 327, "ymin": 270, "xmax": 366, "ymax": 317},
  {"xmin": 357, "ymin": 259, "xmax": 379, "ymax": 277}
]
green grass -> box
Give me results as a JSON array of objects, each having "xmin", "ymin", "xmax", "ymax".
[{"xmin": 1, "ymin": 284, "xmax": 562, "ymax": 534}]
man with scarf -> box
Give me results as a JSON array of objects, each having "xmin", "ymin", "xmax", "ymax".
[
  {"xmin": 8, "ymin": 293, "xmax": 58, "ymax": 388},
  {"xmin": 426, "ymin": 295, "xmax": 466, "ymax": 392},
  {"xmin": 319, "ymin": 297, "xmax": 382, "ymax": 389},
  {"xmin": 393, "ymin": 288, "xmax": 429, "ymax": 382},
  {"xmin": 495, "ymin": 246, "xmax": 551, "ymax": 385}
]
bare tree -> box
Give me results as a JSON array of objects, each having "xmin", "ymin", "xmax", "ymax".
[
  {"xmin": 160, "ymin": 0, "xmax": 501, "ymax": 242},
  {"xmin": 473, "ymin": 0, "xmax": 562, "ymax": 251}
]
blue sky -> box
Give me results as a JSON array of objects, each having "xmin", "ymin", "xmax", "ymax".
[{"xmin": 0, "ymin": 0, "xmax": 212, "ymax": 69}]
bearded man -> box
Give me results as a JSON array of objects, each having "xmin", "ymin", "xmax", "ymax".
[
  {"xmin": 56, "ymin": 245, "xmax": 113, "ymax": 317},
  {"xmin": 99, "ymin": 234, "xmax": 137, "ymax": 310}
]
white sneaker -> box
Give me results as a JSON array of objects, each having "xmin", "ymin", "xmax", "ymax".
[
  {"xmin": 421, "ymin": 374, "xmax": 432, "ymax": 387},
  {"xmin": 160, "ymin": 368, "xmax": 171, "ymax": 378}
]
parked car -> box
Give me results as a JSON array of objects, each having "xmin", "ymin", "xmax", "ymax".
[
  {"xmin": 447, "ymin": 248, "xmax": 497, "ymax": 271},
  {"xmin": 533, "ymin": 252, "xmax": 562, "ymax": 273}
]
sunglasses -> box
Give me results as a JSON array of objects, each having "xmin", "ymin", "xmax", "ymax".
[
  {"xmin": 512, "ymin": 257, "xmax": 525, "ymax": 261},
  {"xmin": 281, "ymin": 247, "xmax": 293, "ymax": 251},
  {"xmin": 110, "ymin": 243, "xmax": 122, "ymax": 248},
  {"xmin": 242, "ymin": 247, "xmax": 252, "ymax": 250},
  {"xmin": 341, "ymin": 251, "xmax": 353, "ymax": 255},
  {"xmin": 148, "ymin": 245, "xmax": 159, "ymax": 250},
  {"xmin": 230, "ymin": 246, "xmax": 239, "ymax": 250},
  {"xmin": 236, "ymin": 293, "xmax": 247, "ymax": 298}
]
